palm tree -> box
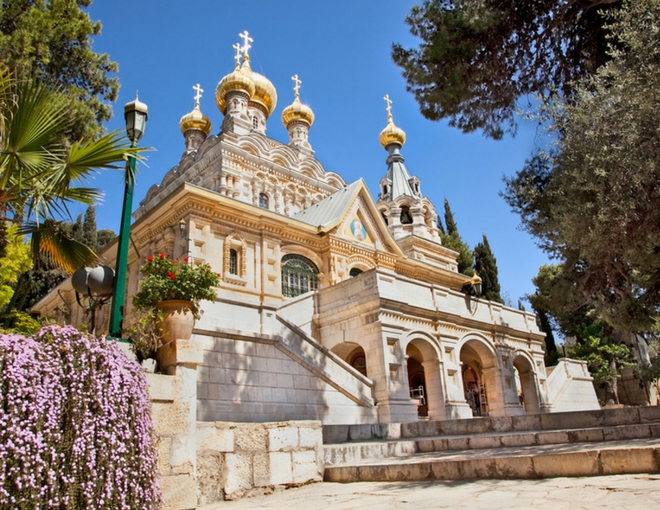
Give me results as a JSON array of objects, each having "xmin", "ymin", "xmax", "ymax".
[{"xmin": 0, "ymin": 67, "xmax": 140, "ymax": 271}]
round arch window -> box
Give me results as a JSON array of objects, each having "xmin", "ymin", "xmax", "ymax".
[{"xmin": 281, "ymin": 254, "xmax": 319, "ymax": 298}]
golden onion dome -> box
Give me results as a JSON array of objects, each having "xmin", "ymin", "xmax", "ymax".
[
  {"xmin": 379, "ymin": 118, "xmax": 406, "ymax": 148},
  {"xmin": 282, "ymin": 97, "xmax": 314, "ymax": 127},
  {"xmin": 179, "ymin": 103, "xmax": 212, "ymax": 135},
  {"xmin": 215, "ymin": 65, "xmax": 256, "ymax": 115},
  {"xmin": 379, "ymin": 94, "xmax": 406, "ymax": 148},
  {"xmin": 241, "ymin": 59, "xmax": 277, "ymax": 116}
]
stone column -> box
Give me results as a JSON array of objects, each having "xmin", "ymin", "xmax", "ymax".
[{"xmin": 422, "ymin": 359, "xmax": 447, "ymax": 421}]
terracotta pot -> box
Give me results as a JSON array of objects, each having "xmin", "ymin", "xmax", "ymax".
[{"xmin": 156, "ymin": 299, "xmax": 195, "ymax": 344}]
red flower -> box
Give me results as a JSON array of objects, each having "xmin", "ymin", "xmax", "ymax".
[
  {"xmin": 183, "ymin": 257, "xmax": 189, "ymax": 262},
  {"xmin": 159, "ymin": 253, "xmax": 165, "ymax": 259},
  {"xmin": 167, "ymin": 271, "xmax": 176, "ymax": 280},
  {"xmin": 147, "ymin": 255, "xmax": 153, "ymax": 262}
]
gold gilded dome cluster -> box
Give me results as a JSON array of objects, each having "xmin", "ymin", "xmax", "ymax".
[
  {"xmin": 282, "ymin": 74, "xmax": 314, "ymax": 127},
  {"xmin": 215, "ymin": 31, "xmax": 277, "ymax": 117},
  {"xmin": 379, "ymin": 94, "xmax": 406, "ymax": 148},
  {"xmin": 180, "ymin": 83, "xmax": 212, "ymax": 135}
]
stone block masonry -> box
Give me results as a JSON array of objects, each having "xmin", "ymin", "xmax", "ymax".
[{"xmin": 196, "ymin": 420, "xmax": 323, "ymax": 505}]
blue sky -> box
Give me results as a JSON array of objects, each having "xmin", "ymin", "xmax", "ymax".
[{"xmin": 82, "ymin": 0, "xmax": 550, "ymax": 306}]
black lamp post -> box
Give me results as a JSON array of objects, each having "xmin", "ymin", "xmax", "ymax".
[{"xmin": 108, "ymin": 95, "xmax": 148, "ymax": 339}]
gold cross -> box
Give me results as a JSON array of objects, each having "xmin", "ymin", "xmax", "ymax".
[
  {"xmin": 384, "ymin": 94, "xmax": 393, "ymax": 119},
  {"xmin": 292, "ymin": 74, "xmax": 301, "ymax": 98},
  {"xmin": 192, "ymin": 84, "xmax": 203, "ymax": 106}
]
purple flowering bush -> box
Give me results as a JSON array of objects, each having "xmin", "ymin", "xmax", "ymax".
[{"xmin": 0, "ymin": 326, "xmax": 161, "ymax": 509}]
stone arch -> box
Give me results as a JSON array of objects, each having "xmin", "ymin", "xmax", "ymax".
[
  {"xmin": 458, "ymin": 334, "xmax": 505, "ymax": 417},
  {"xmin": 270, "ymin": 146, "xmax": 298, "ymax": 167},
  {"xmin": 346, "ymin": 255, "xmax": 374, "ymax": 278},
  {"xmin": 513, "ymin": 351, "xmax": 541, "ymax": 413},
  {"xmin": 330, "ymin": 342, "xmax": 368, "ymax": 377},
  {"xmin": 403, "ymin": 333, "xmax": 446, "ymax": 420},
  {"xmin": 238, "ymin": 134, "xmax": 271, "ymax": 155}
]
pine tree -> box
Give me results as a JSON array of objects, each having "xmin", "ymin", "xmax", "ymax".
[
  {"xmin": 473, "ymin": 234, "xmax": 503, "ymax": 303},
  {"xmin": 83, "ymin": 205, "xmax": 98, "ymax": 252}
]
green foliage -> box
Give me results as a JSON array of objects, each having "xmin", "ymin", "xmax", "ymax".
[
  {"xmin": 568, "ymin": 334, "xmax": 634, "ymax": 384},
  {"xmin": 0, "ymin": 0, "xmax": 119, "ymax": 141},
  {"xmin": 439, "ymin": 198, "xmax": 473, "ymax": 275},
  {"xmin": 127, "ymin": 309, "xmax": 163, "ymax": 362},
  {"xmin": 96, "ymin": 228, "xmax": 117, "ymax": 252},
  {"xmin": 82, "ymin": 204, "xmax": 98, "ymax": 251},
  {"xmin": 133, "ymin": 255, "xmax": 221, "ymax": 318},
  {"xmin": 0, "ymin": 68, "xmax": 140, "ymax": 271},
  {"xmin": 443, "ymin": 198, "xmax": 458, "ymax": 236},
  {"xmin": 392, "ymin": 0, "xmax": 620, "ymax": 138},
  {"xmin": 473, "ymin": 234, "xmax": 502, "ymax": 303},
  {"xmin": 0, "ymin": 310, "xmax": 41, "ymax": 334},
  {"xmin": 0, "ymin": 224, "xmax": 31, "ymax": 307},
  {"xmin": 503, "ymin": 0, "xmax": 660, "ymax": 333}
]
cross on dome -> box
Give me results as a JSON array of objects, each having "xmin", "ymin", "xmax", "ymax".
[
  {"xmin": 232, "ymin": 43, "xmax": 242, "ymax": 67},
  {"xmin": 292, "ymin": 74, "xmax": 301, "ymax": 98},
  {"xmin": 384, "ymin": 94, "xmax": 393, "ymax": 121},
  {"xmin": 239, "ymin": 30, "xmax": 253, "ymax": 58},
  {"xmin": 193, "ymin": 84, "xmax": 203, "ymax": 106}
]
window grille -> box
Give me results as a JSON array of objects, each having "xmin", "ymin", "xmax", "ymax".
[
  {"xmin": 229, "ymin": 249, "xmax": 237, "ymax": 275},
  {"xmin": 281, "ymin": 254, "xmax": 318, "ymax": 298}
]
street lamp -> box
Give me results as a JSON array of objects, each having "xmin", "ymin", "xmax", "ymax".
[
  {"xmin": 109, "ymin": 94, "xmax": 148, "ymax": 339},
  {"xmin": 462, "ymin": 274, "xmax": 483, "ymax": 298}
]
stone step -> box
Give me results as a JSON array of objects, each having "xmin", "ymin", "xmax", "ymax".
[
  {"xmin": 322, "ymin": 406, "xmax": 660, "ymax": 444},
  {"xmin": 324, "ymin": 422, "xmax": 660, "ymax": 466},
  {"xmin": 324, "ymin": 437, "xmax": 660, "ymax": 482}
]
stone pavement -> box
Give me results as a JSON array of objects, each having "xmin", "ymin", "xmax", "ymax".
[{"xmin": 200, "ymin": 473, "xmax": 660, "ymax": 509}]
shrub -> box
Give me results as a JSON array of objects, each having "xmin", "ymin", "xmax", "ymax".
[
  {"xmin": 0, "ymin": 325, "xmax": 161, "ymax": 509},
  {"xmin": 133, "ymin": 254, "xmax": 220, "ymax": 318}
]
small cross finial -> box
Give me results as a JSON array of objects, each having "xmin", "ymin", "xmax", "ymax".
[
  {"xmin": 192, "ymin": 84, "xmax": 203, "ymax": 106},
  {"xmin": 239, "ymin": 30, "xmax": 253, "ymax": 59},
  {"xmin": 384, "ymin": 94, "xmax": 393, "ymax": 120},
  {"xmin": 232, "ymin": 43, "xmax": 242, "ymax": 67},
  {"xmin": 292, "ymin": 74, "xmax": 301, "ymax": 98}
]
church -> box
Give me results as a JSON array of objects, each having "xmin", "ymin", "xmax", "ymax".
[{"xmin": 33, "ymin": 32, "xmax": 599, "ymax": 425}]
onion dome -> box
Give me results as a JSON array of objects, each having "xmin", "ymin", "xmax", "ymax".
[
  {"xmin": 180, "ymin": 86, "xmax": 212, "ymax": 135},
  {"xmin": 282, "ymin": 74, "xmax": 314, "ymax": 127},
  {"xmin": 379, "ymin": 94, "xmax": 406, "ymax": 148},
  {"xmin": 215, "ymin": 63, "xmax": 255, "ymax": 115},
  {"xmin": 241, "ymin": 58, "xmax": 277, "ymax": 116}
]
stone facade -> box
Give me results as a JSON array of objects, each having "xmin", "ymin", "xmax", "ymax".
[{"xmin": 32, "ymin": 37, "xmax": 601, "ymax": 428}]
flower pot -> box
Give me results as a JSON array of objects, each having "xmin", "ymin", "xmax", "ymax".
[
  {"xmin": 156, "ymin": 299, "xmax": 196, "ymax": 344},
  {"xmin": 141, "ymin": 358, "xmax": 157, "ymax": 373}
]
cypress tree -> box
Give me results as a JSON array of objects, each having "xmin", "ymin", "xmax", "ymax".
[
  {"xmin": 473, "ymin": 234, "xmax": 503, "ymax": 303},
  {"xmin": 82, "ymin": 205, "xmax": 98, "ymax": 252},
  {"xmin": 443, "ymin": 198, "xmax": 458, "ymax": 236},
  {"xmin": 440, "ymin": 198, "xmax": 474, "ymax": 276}
]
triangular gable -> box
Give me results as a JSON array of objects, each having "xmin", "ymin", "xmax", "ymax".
[{"xmin": 293, "ymin": 179, "xmax": 403, "ymax": 256}]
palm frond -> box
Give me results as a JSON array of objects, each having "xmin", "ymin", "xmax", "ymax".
[{"xmin": 27, "ymin": 220, "xmax": 97, "ymax": 272}]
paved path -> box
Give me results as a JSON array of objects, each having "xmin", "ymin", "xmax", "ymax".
[{"xmin": 201, "ymin": 473, "xmax": 660, "ymax": 509}]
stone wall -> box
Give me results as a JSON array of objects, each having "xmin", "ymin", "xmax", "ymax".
[
  {"xmin": 195, "ymin": 330, "xmax": 377, "ymax": 425},
  {"xmin": 196, "ymin": 421, "xmax": 323, "ymax": 505}
]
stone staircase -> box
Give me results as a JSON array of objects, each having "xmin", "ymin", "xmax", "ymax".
[{"xmin": 323, "ymin": 407, "xmax": 660, "ymax": 482}]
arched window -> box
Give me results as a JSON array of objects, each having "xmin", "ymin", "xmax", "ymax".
[
  {"xmin": 281, "ymin": 254, "xmax": 318, "ymax": 298},
  {"xmin": 381, "ymin": 212, "xmax": 388, "ymax": 225},
  {"xmin": 349, "ymin": 267, "xmax": 363, "ymax": 277},
  {"xmin": 229, "ymin": 249, "xmax": 238, "ymax": 275},
  {"xmin": 259, "ymin": 192, "xmax": 269, "ymax": 209},
  {"xmin": 400, "ymin": 206, "xmax": 412, "ymax": 224}
]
